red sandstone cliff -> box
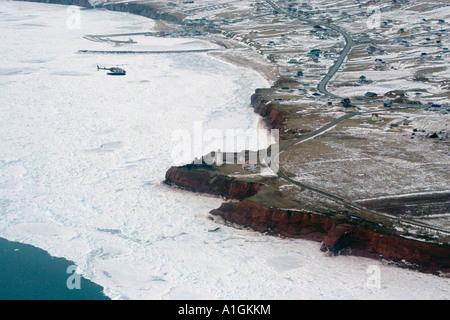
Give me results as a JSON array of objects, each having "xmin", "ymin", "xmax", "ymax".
[
  {"xmin": 210, "ymin": 200, "xmax": 450, "ymax": 276},
  {"xmin": 165, "ymin": 165, "xmax": 450, "ymax": 277},
  {"xmin": 251, "ymin": 92, "xmax": 286, "ymax": 131},
  {"xmin": 165, "ymin": 165, "xmax": 261, "ymax": 201},
  {"xmin": 210, "ymin": 200, "xmax": 332, "ymax": 242}
]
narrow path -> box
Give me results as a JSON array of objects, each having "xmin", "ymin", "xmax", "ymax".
[{"xmin": 279, "ymin": 112, "xmax": 356, "ymax": 152}]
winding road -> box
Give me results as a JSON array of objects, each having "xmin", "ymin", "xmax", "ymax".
[{"xmin": 264, "ymin": 0, "xmax": 355, "ymax": 99}]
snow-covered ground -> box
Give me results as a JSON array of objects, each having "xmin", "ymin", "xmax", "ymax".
[{"xmin": 0, "ymin": 1, "xmax": 449, "ymax": 300}]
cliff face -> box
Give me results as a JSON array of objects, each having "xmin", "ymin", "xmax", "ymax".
[
  {"xmin": 210, "ymin": 200, "xmax": 333, "ymax": 242},
  {"xmin": 210, "ymin": 200, "xmax": 450, "ymax": 276},
  {"xmin": 251, "ymin": 92, "xmax": 285, "ymax": 130},
  {"xmin": 165, "ymin": 165, "xmax": 449, "ymax": 276},
  {"xmin": 320, "ymin": 225, "xmax": 450, "ymax": 275},
  {"xmin": 165, "ymin": 166, "xmax": 261, "ymax": 201}
]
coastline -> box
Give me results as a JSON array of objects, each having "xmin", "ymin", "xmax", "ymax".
[
  {"xmin": 205, "ymin": 35, "xmax": 279, "ymax": 84},
  {"xmin": 0, "ymin": 237, "xmax": 109, "ymax": 300}
]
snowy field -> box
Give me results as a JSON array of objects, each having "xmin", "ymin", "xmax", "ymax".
[{"xmin": 0, "ymin": 1, "xmax": 449, "ymax": 299}]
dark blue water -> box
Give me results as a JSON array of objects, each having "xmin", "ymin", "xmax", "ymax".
[{"xmin": 0, "ymin": 237, "xmax": 110, "ymax": 300}]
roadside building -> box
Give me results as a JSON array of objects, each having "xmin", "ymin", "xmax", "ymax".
[
  {"xmin": 384, "ymin": 99, "xmax": 393, "ymax": 108},
  {"xmin": 391, "ymin": 124, "xmax": 399, "ymax": 132},
  {"xmin": 371, "ymin": 114, "xmax": 382, "ymax": 122},
  {"xmin": 365, "ymin": 92, "xmax": 378, "ymax": 99}
]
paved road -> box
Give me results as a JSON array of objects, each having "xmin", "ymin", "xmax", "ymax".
[{"xmin": 264, "ymin": 0, "xmax": 355, "ymax": 99}]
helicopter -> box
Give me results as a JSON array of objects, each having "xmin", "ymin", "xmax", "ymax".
[{"xmin": 97, "ymin": 65, "xmax": 126, "ymax": 76}]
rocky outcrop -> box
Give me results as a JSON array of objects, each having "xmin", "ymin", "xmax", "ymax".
[
  {"xmin": 251, "ymin": 92, "xmax": 286, "ymax": 131},
  {"xmin": 211, "ymin": 200, "xmax": 333, "ymax": 242},
  {"xmin": 166, "ymin": 165, "xmax": 450, "ymax": 276},
  {"xmin": 165, "ymin": 165, "xmax": 262, "ymax": 201},
  {"xmin": 211, "ymin": 200, "xmax": 450, "ymax": 276},
  {"xmin": 321, "ymin": 224, "xmax": 450, "ymax": 276}
]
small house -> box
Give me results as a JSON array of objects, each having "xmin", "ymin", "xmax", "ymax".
[
  {"xmin": 371, "ymin": 114, "xmax": 382, "ymax": 122},
  {"xmin": 308, "ymin": 49, "xmax": 322, "ymax": 57},
  {"xmin": 391, "ymin": 124, "xmax": 399, "ymax": 132},
  {"xmin": 384, "ymin": 99, "xmax": 393, "ymax": 108},
  {"xmin": 242, "ymin": 161, "xmax": 259, "ymax": 172},
  {"xmin": 365, "ymin": 92, "xmax": 378, "ymax": 99},
  {"xmin": 375, "ymin": 58, "xmax": 385, "ymax": 69},
  {"xmin": 341, "ymin": 98, "xmax": 352, "ymax": 108},
  {"xmin": 313, "ymin": 25, "xmax": 324, "ymax": 31},
  {"xmin": 401, "ymin": 122, "xmax": 410, "ymax": 128}
]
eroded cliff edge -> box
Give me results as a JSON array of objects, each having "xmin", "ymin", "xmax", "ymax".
[
  {"xmin": 165, "ymin": 91, "xmax": 450, "ymax": 277},
  {"xmin": 165, "ymin": 164, "xmax": 450, "ymax": 277}
]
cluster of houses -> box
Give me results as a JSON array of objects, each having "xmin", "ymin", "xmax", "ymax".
[{"xmin": 166, "ymin": 0, "xmax": 449, "ymax": 115}]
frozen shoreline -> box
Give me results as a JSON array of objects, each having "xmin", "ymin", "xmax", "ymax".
[{"xmin": 0, "ymin": 237, "xmax": 109, "ymax": 299}]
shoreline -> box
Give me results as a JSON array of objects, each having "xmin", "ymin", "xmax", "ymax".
[
  {"xmin": 205, "ymin": 35, "xmax": 279, "ymax": 84},
  {"xmin": 164, "ymin": 93, "xmax": 450, "ymax": 277},
  {"xmin": 0, "ymin": 237, "xmax": 109, "ymax": 300}
]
